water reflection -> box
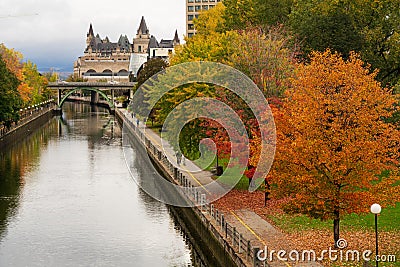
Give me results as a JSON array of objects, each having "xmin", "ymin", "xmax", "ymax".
[
  {"xmin": 0, "ymin": 103, "xmax": 199, "ymax": 267},
  {"xmin": 0, "ymin": 118, "xmax": 57, "ymax": 241},
  {"xmin": 122, "ymin": 120, "xmax": 212, "ymax": 267}
]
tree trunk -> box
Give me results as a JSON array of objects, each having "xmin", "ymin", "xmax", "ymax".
[
  {"xmin": 333, "ymin": 209, "xmax": 340, "ymax": 247},
  {"xmin": 264, "ymin": 180, "xmax": 271, "ymax": 206}
]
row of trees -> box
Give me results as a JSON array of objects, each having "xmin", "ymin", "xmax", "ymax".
[
  {"xmin": 223, "ymin": 0, "xmax": 400, "ymax": 87},
  {"xmin": 134, "ymin": 2, "xmax": 400, "ymax": 244},
  {"xmin": 0, "ymin": 44, "xmax": 52, "ymax": 127}
]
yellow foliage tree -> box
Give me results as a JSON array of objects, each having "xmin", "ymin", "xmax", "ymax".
[{"xmin": 170, "ymin": 3, "xmax": 238, "ymax": 65}]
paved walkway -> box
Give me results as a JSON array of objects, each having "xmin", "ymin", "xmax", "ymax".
[
  {"xmin": 120, "ymin": 109, "xmax": 322, "ymax": 267},
  {"xmin": 131, "ymin": 113, "xmax": 216, "ymax": 192},
  {"xmin": 226, "ymin": 210, "xmax": 322, "ymax": 267}
]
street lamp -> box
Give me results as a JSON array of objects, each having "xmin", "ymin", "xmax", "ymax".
[{"xmin": 371, "ymin": 203, "xmax": 381, "ymax": 267}]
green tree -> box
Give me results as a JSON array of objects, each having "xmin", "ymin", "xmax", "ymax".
[
  {"xmin": 289, "ymin": 0, "xmax": 400, "ymax": 86},
  {"xmin": 0, "ymin": 56, "xmax": 22, "ymax": 128},
  {"xmin": 253, "ymin": 0, "xmax": 293, "ymax": 26},
  {"xmin": 289, "ymin": 2, "xmax": 363, "ymax": 57},
  {"xmin": 137, "ymin": 58, "xmax": 169, "ymax": 87},
  {"xmin": 223, "ymin": 0, "xmax": 293, "ymax": 30},
  {"xmin": 359, "ymin": 0, "xmax": 400, "ymax": 86}
]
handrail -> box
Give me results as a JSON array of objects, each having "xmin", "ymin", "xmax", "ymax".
[
  {"xmin": 0, "ymin": 99, "xmax": 56, "ymax": 139},
  {"xmin": 117, "ymin": 108, "xmax": 258, "ymax": 267}
]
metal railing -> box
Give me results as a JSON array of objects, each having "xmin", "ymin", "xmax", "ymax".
[
  {"xmin": 117, "ymin": 108, "xmax": 264, "ymax": 267},
  {"xmin": 0, "ymin": 100, "xmax": 56, "ymax": 139}
]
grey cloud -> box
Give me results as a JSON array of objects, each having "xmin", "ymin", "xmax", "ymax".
[{"xmin": 0, "ymin": 0, "xmax": 185, "ymax": 72}]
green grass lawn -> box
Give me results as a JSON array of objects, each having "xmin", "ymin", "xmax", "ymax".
[
  {"xmin": 267, "ymin": 202, "xmax": 400, "ymax": 233},
  {"xmin": 145, "ymin": 126, "xmax": 255, "ymax": 190},
  {"xmin": 195, "ymin": 152, "xmax": 251, "ymax": 190}
]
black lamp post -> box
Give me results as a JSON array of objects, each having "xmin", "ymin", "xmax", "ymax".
[
  {"xmin": 370, "ymin": 203, "xmax": 381, "ymax": 267},
  {"xmin": 215, "ymin": 148, "xmax": 222, "ymax": 176},
  {"xmin": 216, "ymin": 149, "xmax": 219, "ymax": 169}
]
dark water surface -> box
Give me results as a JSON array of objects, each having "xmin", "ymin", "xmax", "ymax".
[{"xmin": 0, "ymin": 103, "xmax": 195, "ymax": 267}]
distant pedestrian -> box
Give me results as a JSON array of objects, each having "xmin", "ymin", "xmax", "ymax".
[
  {"xmin": 176, "ymin": 151, "xmax": 182, "ymax": 165},
  {"xmin": 136, "ymin": 118, "xmax": 139, "ymax": 127}
]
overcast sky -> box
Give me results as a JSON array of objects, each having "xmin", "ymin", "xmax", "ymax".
[{"xmin": 0, "ymin": 0, "xmax": 186, "ymax": 73}]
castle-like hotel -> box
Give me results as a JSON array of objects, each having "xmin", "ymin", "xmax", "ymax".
[{"xmin": 73, "ymin": 17, "xmax": 180, "ymax": 82}]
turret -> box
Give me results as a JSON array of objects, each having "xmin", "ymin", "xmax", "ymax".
[
  {"xmin": 133, "ymin": 16, "xmax": 151, "ymax": 53},
  {"xmin": 173, "ymin": 30, "xmax": 180, "ymax": 46},
  {"xmin": 86, "ymin": 23, "xmax": 95, "ymax": 47},
  {"xmin": 137, "ymin": 16, "xmax": 149, "ymax": 37}
]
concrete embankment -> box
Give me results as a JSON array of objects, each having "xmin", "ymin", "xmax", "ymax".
[
  {"xmin": 0, "ymin": 103, "xmax": 56, "ymax": 149},
  {"xmin": 115, "ymin": 108, "xmax": 257, "ymax": 267}
]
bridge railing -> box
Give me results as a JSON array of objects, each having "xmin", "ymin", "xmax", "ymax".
[
  {"xmin": 0, "ymin": 99, "xmax": 56, "ymax": 139},
  {"xmin": 48, "ymin": 82, "xmax": 137, "ymax": 88}
]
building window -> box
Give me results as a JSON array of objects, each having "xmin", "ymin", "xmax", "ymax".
[
  {"xmin": 138, "ymin": 45, "xmax": 142, "ymax": 52},
  {"xmin": 188, "ymin": 15, "xmax": 194, "ymax": 21},
  {"xmin": 188, "ymin": 0, "xmax": 194, "ymax": 2},
  {"xmin": 195, "ymin": 0, "xmax": 201, "ymax": 2},
  {"xmin": 195, "ymin": 5, "xmax": 201, "ymax": 11},
  {"xmin": 188, "ymin": 24, "xmax": 194, "ymax": 30},
  {"xmin": 188, "ymin": 33, "xmax": 194, "ymax": 38},
  {"xmin": 203, "ymin": 5, "xmax": 209, "ymax": 10},
  {"xmin": 202, "ymin": 0, "xmax": 208, "ymax": 2},
  {"xmin": 209, "ymin": 4, "xmax": 215, "ymax": 8},
  {"xmin": 188, "ymin": 5, "xmax": 194, "ymax": 11}
]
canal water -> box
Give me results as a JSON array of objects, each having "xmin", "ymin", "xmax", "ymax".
[{"xmin": 0, "ymin": 102, "xmax": 199, "ymax": 267}]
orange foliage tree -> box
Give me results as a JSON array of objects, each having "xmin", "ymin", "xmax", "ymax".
[
  {"xmin": 0, "ymin": 44, "xmax": 23, "ymax": 80},
  {"xmin": 0, "ymin": 44, "xmax": 47, "ymax": 105},
  {"xmin": 0, "ymin": 44, "xmax": 30, "ymax": 102},
  {"xmin": 272, "ymin": 50, "xmax": 400, "ymax": 245}
]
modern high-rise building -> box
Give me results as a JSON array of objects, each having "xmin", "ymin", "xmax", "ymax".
[{"xmin": 186, "ymin": 0, "xmax": 222, "ymax": 37}]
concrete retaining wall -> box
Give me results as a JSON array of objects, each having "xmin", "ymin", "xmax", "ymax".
[
  {"xmin": 115, "ymin": 108, "xmax": 248, "ymax": 267},
  {"xmin": 0, "ymin": 109, "xmax": 55, "ymax": 149}
]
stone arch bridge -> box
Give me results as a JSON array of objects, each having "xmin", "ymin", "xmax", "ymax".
[{"xmin": 48, "ymin": 82, "xmax": 136, "ymax": 114}]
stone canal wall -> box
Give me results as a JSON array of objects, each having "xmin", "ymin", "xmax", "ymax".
[{"xmin": 115, "ymin": 108, "xmax": 262, "ymax": 267}]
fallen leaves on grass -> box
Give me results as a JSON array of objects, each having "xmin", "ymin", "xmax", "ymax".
[{"xmin": 213, "ymin": 189, "xmax": 400, "ymax": 267}]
